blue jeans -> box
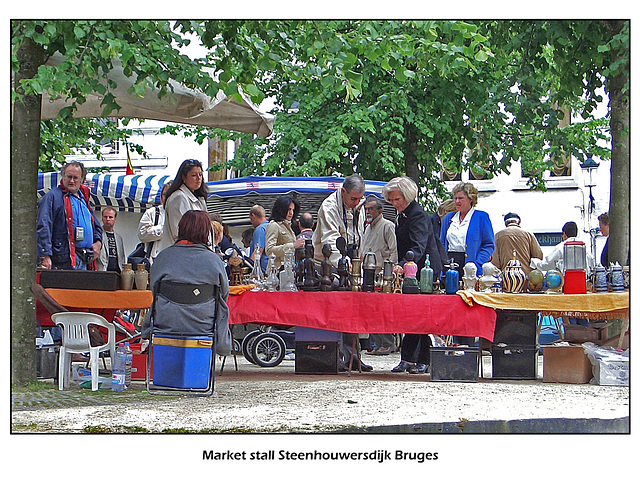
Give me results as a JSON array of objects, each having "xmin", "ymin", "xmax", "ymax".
[{"xmin": 75, "ymin": 252, "xmax": 88, "ymax": 270}]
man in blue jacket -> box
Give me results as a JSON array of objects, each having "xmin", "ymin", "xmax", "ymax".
[{"xmin": 37, "ymin": 161, "xmax": 103, "ymax": 270}]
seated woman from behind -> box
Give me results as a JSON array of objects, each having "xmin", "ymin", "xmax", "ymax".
[{"xmin": 143, "ymin": 210, "xmax": 232, "ymax": 356}]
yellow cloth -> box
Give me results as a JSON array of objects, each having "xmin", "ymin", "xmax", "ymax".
[
  {"xmin": 229, "ymin": 284, "xmax": 256, "ymax": 295},
  {"xmin": 456, "ymin": 290, "xmax": 629, "ymax": 319}
]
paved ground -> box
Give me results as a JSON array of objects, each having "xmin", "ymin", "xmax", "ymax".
[
  {"xmin": 12, "ymin": 351, "xmax": 630, "ymax": 433},
  {"xmin": 10, "ymin": 350, "xmax": 633, "ymax": 478}
]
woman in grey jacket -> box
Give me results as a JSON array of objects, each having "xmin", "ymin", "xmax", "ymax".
[{"xmin": 144, "ymin": 210, "xmax": 232, "ymax": 356}]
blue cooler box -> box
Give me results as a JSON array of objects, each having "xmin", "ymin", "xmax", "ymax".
[{"xmin": 152, "ymin": 335, "xmax": 213, "ymax": 389}]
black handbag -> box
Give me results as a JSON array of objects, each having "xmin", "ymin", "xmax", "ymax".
[
  {"xmin": 128, "ymin": 206, "xmax": 160, "ymax": 271},
  {"xmin": 127, "ymin": 242, "xmax": 151, "ymax": 271}
]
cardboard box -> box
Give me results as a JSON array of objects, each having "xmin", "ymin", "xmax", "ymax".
[
  {"xmin": 563, "ymin": 322, "xmax": 611, "ymax": 345},
  {"xmin": 543, "ymin": 344, "xmax": 592, "ymax": 384},
  {"xmin": 430, "ymin": 346, "xmax": 479, "ymax": 382}
]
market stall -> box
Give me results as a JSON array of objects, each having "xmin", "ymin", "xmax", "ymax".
[
  {"xmin": 228, "ymin": 290, "xmax": 498, "ymax": 341},
  {"xmin": 457, "ymin": 290, "xmax": 630, "ymax": 348}
]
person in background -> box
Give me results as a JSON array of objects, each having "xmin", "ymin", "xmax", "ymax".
[
  {"xmin": 383, "ymin": 176, "xmax": 444, "ymax": 374},
  {"xmin": 312, "ymin": 174, "xmax": 366, "ymax": 267},
  {"xmin": 311, "ymin": 174, "xmax": 371, "ymax": 372},
  {"xmin": 296, "ymin": 212, "xmax": 315, "ymax": 241},
  {"xmin": 97, "ymin": 207, "xmax": 125, "ymax": 273},
  {"xmin": 361, "ymin": 195, "xmax": 398, "ymax": 356},
  {"xmin": 36, "ymin": 161, "xmax": 103, "ymax": 270},
  {"xmin": 249, "ymin": 204, "xmax": 269, "ymax": 273},
  {"xmin": 440, "ymin": 182, "xmax": 495, "ymax": 277},
  {"xmin": 265, "ymin": 195, "xmax": 305, "ymax": 269},
  {"xmin": 137, "ymin": 181, "xmax": 172, "ymax": 266},
  {"xmin": 490, "ymin": 212, "xmax": 543, "ymax": 275},
  {"xmin": 158, "ymin": 159, "xmax": 208, "ymax": 252},
  {"xmin": 240, "ymin": 227, "xmax": 255, "ymax": 257},
  {"xmin": 430, "ymin": 199, "xmax": 456, "ymax": 239},
  {"xmin": 440, "ymin": 182, "xmax": 494, "ymax": 347},
  {"xmin": 530, "ymin": 221, "xmax": 579, "ymax": 273},
  {"xmin": 598, "ymin": 213, "xmax": 610, "ymax": 267},
  {"xmin": 143, "ymin": 210, "xmax": 231, "ymax": 356},
  {"xmin": 209, "ymin": 213, "xmax": 237, "ymax": 254}
]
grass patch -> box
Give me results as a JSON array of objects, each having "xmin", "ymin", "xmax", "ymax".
[{"xmin": 12, "ymin": 380, "xmax": 58, "ymax": 392}]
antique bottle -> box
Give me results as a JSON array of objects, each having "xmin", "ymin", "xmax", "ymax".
[
  {"xmin": 121, "ymin": 263, "xmax": 134, "ymax": 290},
  {"xmin": 249, "ymin": 249, "xmax": 265, "ymax": 290},
  {"xmin": 419, "ymin": 254, "xmax": 434, "ymax": 294},
  {"xmin": 265, "ymin": 254, "xmax": 279, "ymax": 292},
  {"xmin": 444, "ymin": 258, "xmax": 459, "ymax": 295},
  {"xmin": 279, "ymin": 245, "xmax": 298, "ymax": 292},
  {"xmin": 134, "ymin": 263, "xmax": 149, "ymax": 290}
]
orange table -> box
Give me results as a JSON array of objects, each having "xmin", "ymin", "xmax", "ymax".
[{"xmin": 37, "ymin": 288, "xmax": 153, "ymax": 327}]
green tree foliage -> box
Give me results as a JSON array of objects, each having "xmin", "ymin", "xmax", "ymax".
[{"xmin": 219, "ymin": 21, "xmax": 616, "ymax": 205}]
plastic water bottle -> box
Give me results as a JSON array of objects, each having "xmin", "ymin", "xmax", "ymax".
[
  {"xmin": 112, "ymin": 343, "xmax": 126, "ymax": 391},
  {"xmin": 124, "ymin": 342, "xmax": 133, "ymax": 389}
]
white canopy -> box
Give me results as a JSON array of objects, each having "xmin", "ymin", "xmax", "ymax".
[{"xmin": 39, "ymin": 53, "xmax": 275, "ymax": 137}]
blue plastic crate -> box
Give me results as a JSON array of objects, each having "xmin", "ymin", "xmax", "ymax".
[{"xmin": 152, "ymin": 335, "xmax": 213, "ymax": 389}]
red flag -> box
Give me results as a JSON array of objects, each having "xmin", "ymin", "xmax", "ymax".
[{"xmin": 125, "ymin": 148, "xmax": 134, "ymax": 175}]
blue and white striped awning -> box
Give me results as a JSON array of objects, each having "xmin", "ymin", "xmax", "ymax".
[
  {"xmin": 37, "ymin": 172, "xmax": 171, "ymax": 213},
  {"xmin": 38, "ymin": 172, "xmax": 391, "ymax": 224},
  {"xmin": 205, "ymin": 176, "xmax": 391, "ymax": 227}
]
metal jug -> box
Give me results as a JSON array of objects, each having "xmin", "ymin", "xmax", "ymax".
[{"xmin": 362, "ymin": 252, "xmax": 377, "ymax": 292}]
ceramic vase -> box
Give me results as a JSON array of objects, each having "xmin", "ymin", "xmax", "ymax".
[
  {"xmin": 135, "ymin": 263, "xmax": 148, "ymax": 290},
  {"xmin": 502, "ymin": 255, "xmax": 527, "ymax": 293},
  {"xmin": 121, "ymin": 263, "xmax": 134, "ymax": 290}
]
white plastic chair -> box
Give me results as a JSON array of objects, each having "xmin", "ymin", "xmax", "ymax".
[{"xmin": 52, "ymin": 312, "xmax": 116, "ymax": 391}]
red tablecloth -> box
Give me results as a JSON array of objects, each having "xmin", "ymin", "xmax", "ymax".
[{"xmin": 228, "ymin": 291, "xmax": 497, "ymax": 341}]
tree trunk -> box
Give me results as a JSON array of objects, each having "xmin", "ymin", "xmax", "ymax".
[
  {"xmin": 11, "ymin": 38, "xmax": 45, "ymax": 386},
  {"xmin": 404, "ymin": 124, "xmax": 420, "ymax": 189},
  {"xmin": 604, "ymin": 21, "xmax": 630, "ymax": 266}
]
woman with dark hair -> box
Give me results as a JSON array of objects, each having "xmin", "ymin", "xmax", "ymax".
[
  {"xmin": 158, "ymin": 159, "xmax": 208, "ymax": 251},
  {"xmin": 265, "ymin": 195, "xmax": 305, "ymax": 268},
  {"xmin": 144, "ymin": 210, "xmax": 232, "ymax": 356}
]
